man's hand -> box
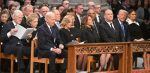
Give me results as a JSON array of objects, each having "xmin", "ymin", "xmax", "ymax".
[
  {"xmin": 59, "ymin": 44, "xmax": 64, "ymax": 49},
  {"xmin": 52, "ymin": 48, "xmax": 62, "ymax": 54},
  {"xmin": 10, "ymin": 28, "xmax": 18, "ymax": 34}
]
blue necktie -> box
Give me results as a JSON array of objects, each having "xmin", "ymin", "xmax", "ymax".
[
  {"xmin": 120, "ymin": 23, "xmax": 125, "ymax": 37},
  {"xmin": 120, "ymin": 23, "xmax": 125, "ymax": 41}
]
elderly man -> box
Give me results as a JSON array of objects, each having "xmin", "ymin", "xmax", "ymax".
[
  {"xmin": 1, "ymin": 10, "xmax": 29, "ymax": 73},
  {"xmin": 37, "ymin": 12, "xmax": 67, "ymax": 73},
  {"xmin": 99, "ymin": 9, "xmax": 120, "ymax": 71},
  {"xmin": 113, "ymin": 9, "xmax": 130, "ymax": 70}
]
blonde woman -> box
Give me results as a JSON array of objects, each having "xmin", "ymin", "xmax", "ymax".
[
  {"xmin": 22, "ymin": 13, "xmax": 39, "ymax": 47},
  {"xmin": 59, "ymin": 14, "xmax": 80, "ymax": 49}
]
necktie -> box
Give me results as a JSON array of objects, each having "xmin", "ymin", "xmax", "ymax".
[
  {"xmin": 50, "ymin": 27, "xmax": 56, "ymax": 43},
  {"xmin": 120, "ymin": 23, "xmax": 125, "ymax": 41},
  {"xmin": 49, "ymin": 27, "xmax": 52, "ymax": 34},
  {"xmin": 110, "ymin": 23, "xmax": 115, "ymax": 32}
]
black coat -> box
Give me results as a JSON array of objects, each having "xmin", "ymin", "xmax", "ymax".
[
  {"xmin": 80, "ymin": 26, "xmax": 100, "ymax": 43},
  {"xmin": 99, "ymin": 21, "xmax": 120, "ymax": 42},
  {"xmin": 113, "ymin": 19, "xmax": 130, "ymax": 42}
]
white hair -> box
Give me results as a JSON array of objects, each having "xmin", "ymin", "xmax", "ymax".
[
  {"xmin": 118, "ymin": 9, "xmax": 128, "ymax": 15},
  {"xmin": 45, "ymin": 12, "xmax": 55, "ymax": 20},
  {"xmin": 12, "ymin": 10, "xmax": 23, "ymax": 18}
]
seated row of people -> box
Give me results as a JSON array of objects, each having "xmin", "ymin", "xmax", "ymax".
[{"xmin": 0, "ymin": 3, "xmax": 149, "ymax": 73}]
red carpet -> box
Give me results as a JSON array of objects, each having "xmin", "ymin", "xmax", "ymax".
[{"xmin": 93, "ymin": 69, "xmax": 150, "ymax": 73}]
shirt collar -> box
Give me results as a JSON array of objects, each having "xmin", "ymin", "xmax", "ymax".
[
  {"xmin": 126, "ymin": 18, "xmax": 140, "ymax": 26},
  {"xmin": 12, "ymin": 21, "xmax": 17, "ymax": 26},
  {"xmin": 46, "ymin": 22, "xmax": 51, "ymax": 29},
  {"xmin": 118, "ymin": 18, "xmax": 122, "ymax": 24}
]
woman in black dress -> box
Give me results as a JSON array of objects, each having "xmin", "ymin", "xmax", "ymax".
[
  {"xmin": 126, "ymin": 9, "xmax": 145, "ymax": 68},
  {"xmin": 59, "ymin": 14, "xmax": 79, "ymax": 49}
]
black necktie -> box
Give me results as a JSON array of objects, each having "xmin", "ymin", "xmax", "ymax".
[{"xmin": 110, "ymin": 23, "xmax": 115, "ymax": 31}]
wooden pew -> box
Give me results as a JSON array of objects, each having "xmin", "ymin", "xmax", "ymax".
[
  {"xmin": 30, "ymin": 39, "xmax": 64, "ymax": 73},
  {"xmin": 127, "ymin": 41, "xmax": 150, "ymax": 73},
  {"xmin": 0, "ymin": 40, "xmax": 16, "ymax": 73},
  {"xmin": 67, "ymin": 42, "xmax": 128, "ymax": 73},
  {"xmin": 0, "ymin": 40, "xmax": 28, "ymax": 73}
]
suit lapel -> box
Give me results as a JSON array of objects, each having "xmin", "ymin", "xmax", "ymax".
[
  {"xmin": 10, "ymin": 21, "xmax": 15, "ymax": 28},
  {"xmin": 43, "ymin": 23, "xmax": 52, "ymax": 35}
]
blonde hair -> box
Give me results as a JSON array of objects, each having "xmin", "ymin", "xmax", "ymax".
[
  {"xmin": 27, "ymin": 13, "xmax": 39, "ymax": 25},
  {"xmin": 63, "ymin": 14, "xmax": 75, "ymax": 26},
  {"xmin": 60, "ymin": 18, "xmax": 70, "ymax": 28}
]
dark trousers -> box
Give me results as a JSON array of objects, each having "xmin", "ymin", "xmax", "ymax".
[
  {"xmin": 3, "ymin": 44, "xmax": 31, "ymax": 73},
  {"xmin": 38, "ymin": 49, "xmax": 68, "ymax": 73},
  {"xmin": 113, "ymin": 54, "xmax": 119, "ymax": 70}
]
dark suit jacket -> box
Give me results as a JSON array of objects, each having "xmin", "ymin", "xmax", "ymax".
[
  {"xmin": 37, "ymin": 23, "xmax": 63, "ymax": 51},
  {"xmin": 21, "ymin": 16, "xmax": 30, "ymax": 28},
  {"xmin": 38, "ymin": 17, "xmax": 45, "ymax": 27},
  {"xmin": 74, "ymin": 15, "xmax": 81, "ymax": 29},
  {"xmin": 94, "ymin": 16, "xmax": 102, "ymax": 25},
  {"xmin": 0, "ymin": 22, "xmax": 5, "ymax": 35},
  {"xmin": 113, "ymin": 19, "xmax": 130, "ymax": 42},
  {"xmin": 1, "ymin": 21, "xmax": 22, "ymax": 53},
  {"xmin": 99, "ymin": 21, "xmax": 120, "ymax": 42}
]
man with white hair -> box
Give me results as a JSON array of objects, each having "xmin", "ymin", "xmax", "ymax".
[
  {"xmin": 37, "ymin": 12, "xmax": 67, "ymax": 73},
  {"xmin": 113, "ymin": 9, "xmax": 130, "ymax": 70},
  {"xmin": 0, "ymin": 10, "xmax": 28, "ymax": 73}
]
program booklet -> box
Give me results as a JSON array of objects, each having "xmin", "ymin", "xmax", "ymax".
[{"xmin": 12, "ymin": 24, "xmax": 34, "ymax": 39}]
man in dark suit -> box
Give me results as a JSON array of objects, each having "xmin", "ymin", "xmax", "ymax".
[
  {"xmin": 38, "ymin": 5, "xmax": 49, "ymax": 27},
  {"xmin": 98, "ymin": 9, "xmax": 120, "ymax": 71},
  {"xmin": 0, "ymin": 10, "xmax": 29, "ymax": 73},
  {"xmin": 114, "ymin": 9, "xmax": 130, "ymax": 42},
  {"xmin": 95, "ymin": 4, "xmax": 102, "ymax": 25},
  {"xmin": 100, "ymin": 9, "xmax": 119, "ymax": 42},
  {"xmin": 37, "ymin": 12, "xmax": 67, "ymax": 73},
  {"xmin": 74, "ymin": 4, "xmax": 84, "ymax": 29},
  {"xmin": 113, "ymin": 9, "xmax": 130, "ymax": 70}
]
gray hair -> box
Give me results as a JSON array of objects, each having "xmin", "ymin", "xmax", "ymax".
[{"xmin": 12, "ymin": 10, "xmax": 23, "ymax": 18}]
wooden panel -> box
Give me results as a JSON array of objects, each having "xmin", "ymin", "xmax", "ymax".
[{"xmin": 67, "ymin": 42, "xmax": 128, "ymax": 73}]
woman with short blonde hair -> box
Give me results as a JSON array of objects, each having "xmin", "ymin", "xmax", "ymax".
[{"xmin": 27, "ymin": 13, "xmax": 39, "ymax": 28}]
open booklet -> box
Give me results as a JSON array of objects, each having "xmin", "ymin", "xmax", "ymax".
[{"xmin": 12, "ymin": 24, "xmax": 34, "ymax": 39}]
